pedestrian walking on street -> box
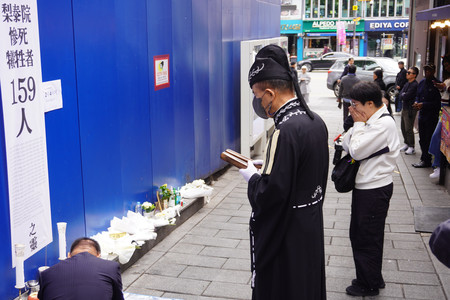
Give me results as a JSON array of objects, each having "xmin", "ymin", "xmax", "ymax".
[
  {"xmin": 395, "ymin": 61, "xmax": 408, "ymax": 113},
  {"xmin": 240, "ymin": 44, "xmax": 329, "ymax": 300},
  {"xmin": 338, "ymin": 64, "xmax": 360, "ymax": 123},
  {"xmin": 412, "ymin": 64, "xmax": 442, "ymax": 168},
  {"xmin": 399, "ymin": 67, "xmax": 419, "ymax": 155},
  {"xmin": 337, "ymin": 57, "xmax": 354, "ymax": 84},
  {"xmin": 342, "ymin": 81, "xmax": 400, "ymax": 297},
  {"xmin": 299, "ymin": 65, "xmax": 311, "ymax": 103}
]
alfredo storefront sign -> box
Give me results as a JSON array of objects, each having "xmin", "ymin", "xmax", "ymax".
[{"xmin": 303, "ymin": 19, "xmax": 364, "ymax": 32}]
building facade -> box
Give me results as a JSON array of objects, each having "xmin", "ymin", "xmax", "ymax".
[
  {"xmin": 364, "ymin": 19, "xmax": 409, "ymax": 58},
  {"xmin": 408, "ymin": 2, "xmax": 449, "ymax": 80},
  {"xmin": 407, "ymin": 2, "xmax": 450, "ymax": 189},
  {"xmin": 281, "ymin": 0, "xmax": 410, "ymax": 60}
]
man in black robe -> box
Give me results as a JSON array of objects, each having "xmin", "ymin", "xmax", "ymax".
[{"xmin": 239, "ymin": 44, "xmax": 329, "ymax": 300}]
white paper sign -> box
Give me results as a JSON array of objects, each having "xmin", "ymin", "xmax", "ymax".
[
  {"xmin": 42, "ymin": 79, "xmax": 63, "ymax": 112},
  {"xmin": 0, "ymin": 0, "xmax": 53, "ymax": 267}
]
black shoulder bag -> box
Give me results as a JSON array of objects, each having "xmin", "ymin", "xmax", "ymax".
[{"xmin": 331, "ymin": 113, "xmax": 392, "ymax": 193}]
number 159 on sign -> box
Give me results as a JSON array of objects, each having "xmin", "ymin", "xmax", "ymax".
[{"xmin": 10, "ymin": 77, "xmax": 36, "ymax": 105}]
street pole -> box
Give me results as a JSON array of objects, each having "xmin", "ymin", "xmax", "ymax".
[
  {"xmin": 402, "ymin": 30, "xmax": 406, "ymax": 59},
  {"xmin": 353, "ymin": 6, "xmax": 356, "ymax": 56}
]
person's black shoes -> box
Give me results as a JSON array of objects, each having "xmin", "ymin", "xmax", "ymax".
[
  {"xmin": 351, "ymin": 279, "xmax": 385, "ymax": 289},
  {"xmin": 346, "ymin": 284, "xmax": 379, "ymax": 297},
  {"xmin": 412, "ymin": 161, "xmax": 432, "ymax": 168}
]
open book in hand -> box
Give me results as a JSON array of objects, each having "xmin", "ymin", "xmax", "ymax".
[{"xmin": 220, "ymin": 149, "xmax": 262, "ymax": 169}]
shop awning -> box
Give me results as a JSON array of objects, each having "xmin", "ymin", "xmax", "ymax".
[{"xmin": 416, "ymin": 5, "xmax": 450, "ymax": 21}]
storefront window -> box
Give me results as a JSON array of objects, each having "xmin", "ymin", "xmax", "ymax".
[
  {"xmin": 326, "ymin": 0, "xmax": 331, "ymax": 17},
  {"xmin": 396, "ymin": 0, "xmax": 403, "ymax": 17},
  {"xmin": 281, "ymin": 0, "xmax": 302, "ymax": 17},
  {"xmin": 320, "ymin": 0, "xmax": 325, "ymax": 18},
  {"xmin": 366, "ymin": 32, "xmax": 408, "ymax": 59},
  {"xmin": 313, "ymin": 0, "xmax": 319, "ymax": 18},
  {"xmin": 381, "ymin": 0, "xmax": 387, "ymax": 17},
  {"xmin": 281, "ymin": 34, "xmax": 298, "ymax": 57},
  {"xmin": 342, "ymin": 0, "xmax": 349, "ymax": 18},
  {"xmin": 373, "ymin": 0, "xmax": 380, "ymax": 17},
  {"xmin": 415, "ymin": 51, "xmax": 422, "ymax": 70},
  {"xmin": 404, "ymin": 0, "xmax": 410, "ymax": 16},
  {"xmin": 300, "ymin": 0, "xmax": 409, "ymax": 20},
  {"xmin": 348, "ymin": 0, "xmax": 353, "ymax": 17},
  {"xmin": 305, "ymin": 0, "xmax": 311, "ymax": 18},
  {"xmin": 365, "ymin": 1, "xmax": 372, "ymax": 17},
  {"xmin": 389, "ymin": 0, "xmax": 395, "ymax": 16},
  {"xmin": 352, "ymin": 0, "xmax": 364, "ymax": 17},
  {"xmin": 336, "ymin": 1, "xmax": 340, "ymax": 18},
  {"xmin": 304, "ymin": 37, "xmax": 332, "ymax": 58}
]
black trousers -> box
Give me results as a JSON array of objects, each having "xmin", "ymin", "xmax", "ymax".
[
  {"xmin": 418, "ymin": 116, "xmax": 439, "ymax": 164},
  {"xmin": 394, "ymin": 94, "xmax": 402, "ymax": 112},
  {"xmin": 350, "ymin": 183, "xmax": 393, "ymax": 289}
]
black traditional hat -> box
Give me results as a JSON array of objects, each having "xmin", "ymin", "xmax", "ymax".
[
  {"xmin": 429, "ymin": 219, "xmax": 450, "ymax": 268},
  {"xmin": 248, "ymin": 44, "xmax": 314, "ymax": 119}
]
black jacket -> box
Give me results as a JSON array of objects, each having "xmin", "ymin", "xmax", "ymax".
[
  {"xmin": 396, "ymin": 68, "xmax": 407, "ymax": 89},
  {"xmin": 340, "ymin": 64, "xmax": 350, "ymax": 79},
  {"xmin": 339, "ymin": 74, "xmax": 360, "ymax": 99},
  {"xmin": 375, "ymin": 78, "xmax": 386, "ymax": 92},
  {"xmin": 38, "ymin": 252, "xmax": 124, "ymax": 300},
  {"xmin": 400, "ymin": 80, "xmax": 418, "ymax": 110},
  {"xmin": 416, "ymin": 77, "xmax": 442, "ymax": 121}
]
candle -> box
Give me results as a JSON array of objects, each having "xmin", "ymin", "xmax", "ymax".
[
  {"xmin": 57, "ymin": 222, "xmax": 67, "ymax": 260},
  {"xmin": 14, "ymin": 244, "xmax": 25, "ymax": 289}
]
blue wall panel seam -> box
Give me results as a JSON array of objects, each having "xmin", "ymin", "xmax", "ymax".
[
  {"xmin": 190, "ymin": 0, "xmax": 197, "ymax": 179},
  {"xmin": 144, "ymin": 0, "xmax": 154, "ymax": 199},
  {"xmin": 70, "ymin": 0, "xmax": 87, "ymax": 236}
]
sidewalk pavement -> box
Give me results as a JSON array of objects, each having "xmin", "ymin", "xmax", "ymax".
[{"xmin": 122, "ymin": 96, "xmax": 450, "ymax": 299}]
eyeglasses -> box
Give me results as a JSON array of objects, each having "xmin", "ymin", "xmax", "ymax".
[
  {"xmin": 406, "ymin": 71, "xmax": 415, "ymax": 75},
  {"xmin": 351, "ymin": 102, "xmax": 358, "ymax": 107}
]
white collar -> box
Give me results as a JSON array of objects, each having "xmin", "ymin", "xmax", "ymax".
[{"xmin": 366, "ymin": 105, "xmax": 388, "ymax": 125}]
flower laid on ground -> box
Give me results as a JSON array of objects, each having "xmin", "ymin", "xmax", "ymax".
[
  {"xmin": 159, "ymin": 184, "xmax": 173, "ymax": 200},
  {"xmin": 141, "ymin": 201, "xmax": 155, "ymax": 213}
]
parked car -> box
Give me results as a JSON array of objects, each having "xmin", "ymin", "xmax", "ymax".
[
  {"xmin": 326, "ymin": 57, "xmax": 399, "ymax": 100},
  {"xmin": 297, "ymin": 52, "xmax": 353, "ymax": 71}
]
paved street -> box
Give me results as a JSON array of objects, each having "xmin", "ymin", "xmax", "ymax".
[{"xmin": 122, "ymin": 71, "xmax": 450, "ymax": 299}]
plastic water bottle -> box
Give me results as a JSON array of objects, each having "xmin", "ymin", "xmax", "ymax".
[
  {"xmin": 169, "ymin": 188, "xmax": 175, "ymax": 207},
  {"xmin": 175, "ymin": 188, "xmax": 181, "ymax": 205},
  {"xmin": 135, "ymin": 201, "xmax": 142, "ymax": 215}
]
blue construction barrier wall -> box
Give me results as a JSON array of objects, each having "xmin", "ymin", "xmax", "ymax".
[{"xmin": 0, "ymin": 0, "xmax": 280, "ymax": 298}]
